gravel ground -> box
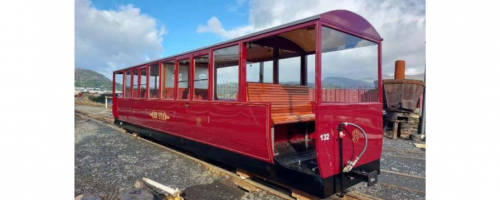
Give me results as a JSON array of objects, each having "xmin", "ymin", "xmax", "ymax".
[
  {"xmin": 75, "ymin": 104, "xmax": 113, "ymax": 117},
  {"xmin": 378, "ymin": 172, "xmax": 425, "ymax": 192},
  {"xmin": 381, "ymin": 137, "xmax": 426, "ymax": 177},
  {"xmin": 348, "ymin": 137, "xmax": 426, "ymax": 200},
  {"xmin": 383, "ymin": 137, "xmax": 426, "ymax": 152},
  {"xmin": 76, "ymin": 114, "xmax": 215, "ymax": 197},
  {"xmin": 75, "ymin": 114, "xmax": 283, "ymax": 200},
  {"xmin": 382, "ymin": 149, "xmax": 425, "ymax": 160},
  {"xmin": 381, "ymin": 156, "xmax": 426, "ymax": 177},
  {"xmin": 75, "ymin": 105, "xmax": 426, "ymax": 200}
]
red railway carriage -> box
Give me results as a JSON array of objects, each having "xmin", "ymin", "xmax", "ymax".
[{"xmin": 112, "ymin": 10, "xmax": 383, "ymax": 198}]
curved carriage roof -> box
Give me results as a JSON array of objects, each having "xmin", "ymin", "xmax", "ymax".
[
  {"xmin": 116, "ymin": 10, "xmax": 381, "ymax": 72},
  {"xmin": 320, "ymin": 10, "xmax": 381, "ymax": 42}
]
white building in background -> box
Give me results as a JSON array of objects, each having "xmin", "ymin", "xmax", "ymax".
[{"xmin": 74, "ymin": 87, "xmax": 113, "ymax": 94}]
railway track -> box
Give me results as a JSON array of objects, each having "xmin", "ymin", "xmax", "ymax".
[
  {"xmin": 383, "ymin": 147, "xmax": 425, "ymax": 155},
  {"xmin": 380, "ymin": 169, "xmax": 425, "ymax": 180},
  {"xmin": 378, "ymin": 183, "xmax": 425, "ymax": 195},
  {"xmin": 387, "ymin": 155, "xmax": 425, "ymax": 161},
  {"xmin": 75, "ymin": 110, "xmax": 383, "ymax": 200}
]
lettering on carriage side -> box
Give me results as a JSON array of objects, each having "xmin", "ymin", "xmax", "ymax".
[
  {"xmin": 352, "ymin": 129, "xmax": 360, "ymax": 143},
  {"xmin": 320, "ymin": 133, "xmax": 330, "ymax": 141},
  {"xmin": 149, "ymin": 110, "xmax": 170, "ymax": 121}
]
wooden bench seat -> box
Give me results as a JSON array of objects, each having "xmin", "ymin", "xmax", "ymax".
[{"xmin": 247, "ymin": 83, "xmax": 315, "ymax": 125}]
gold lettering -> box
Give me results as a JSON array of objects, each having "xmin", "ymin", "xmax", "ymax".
[{"xmin": 149, "ymin": 110, "xmax": 170, "ymax": 121}]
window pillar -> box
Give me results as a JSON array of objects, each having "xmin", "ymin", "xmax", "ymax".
[
  {"xmin": 300, "ymin": 55, "xmax": 307, "ymax": 86},
  {"xmin": 208, "ymin": 51, "xmax": 214, "ymax": 101},
  {"xmin": 315, "ymin": 22, "xmax": 322, "ymax": 104},
  {"xmin": 259, "ymin": 62, "xmax": 264, "ymax": 83},
  {"xmin": 239, "ymin": 42, "xmax": 247, "ymax": 102},
  {"xmin": 273, "ymin": 48, "xmax": 279, "ymax": 84}
]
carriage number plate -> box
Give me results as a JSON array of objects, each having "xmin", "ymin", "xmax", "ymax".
[{"xmin": 320, "ymin": 133, "xmax": 330, "ymax": 141}]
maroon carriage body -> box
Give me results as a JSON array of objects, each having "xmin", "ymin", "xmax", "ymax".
[{"xmin": 112, "ymin": 10, "xmax": 383, "ymax": 198}]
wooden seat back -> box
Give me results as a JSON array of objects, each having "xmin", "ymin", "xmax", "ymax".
[{"xmin": 247, "ymin": 83, "xmax": 315, "ymax": 124}]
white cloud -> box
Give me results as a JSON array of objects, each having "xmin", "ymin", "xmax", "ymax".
[
  {"xmin": 227, "ymin": 0, "xmax": 248, "ymax": 12},
  {"xmin": 405, "ymin": 67, "xmax": 423, "ymax": 75},
  {"xmin": 197, "ymin": 17, "xmax": 255, "ymax": 39},
  {"xmin": 75, "ymin": 0, "xmax": 166, "ymax": 79},
  {"xmin": 197, "ymin": 0, "xmax": 426, "ymax": 79}
]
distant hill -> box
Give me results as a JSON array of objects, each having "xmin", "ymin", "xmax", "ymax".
[
  {"xmin": 361, "ymin": 73, "xmax": 425, "ymax": 83},
  {"xmin": 383, "ymin": 73, "xmax": 425, "ymax": 81},
  {"xmin": 75, "ymin": 68, "xmax": 118, "ymax": 90},
  {"xmin": 322, "ymin": 76, "xmax": 375, "ymax": 89}
]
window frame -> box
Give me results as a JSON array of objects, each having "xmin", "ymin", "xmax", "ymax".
[
  {"xmin": 113, "ymin": 71, "xmax": 124, "ymax": 98},
  {"xmin": 192, "ymin": 53, "xmax": 210, "ymax": 101},
  {"xmin": 138, "ymin": 66, "xmax": 148, "ymax": 99},
  {"xmin": 212, "ymin": 43, "xmax": 240, "ymax": 101},
  {"xmin": 243, "ymin": 25, "xmax": 317, "ymax": 88},
  {"xmin": 124, "ymin": 70, "xmax": 132, "ymax": 98},
  {"xmin": 318, "ymin": 23, "xmax": 381, "ymax": 104},
  {"xmin": 159, "ymin": 59, "xmax": 176, "ymax": 100},
  {"xmin": 132, "ymin": 69, "xmax": 140, "ymax": 98},
  {"xmin": 148, "ymin": 63, "xmax": 160, "ymax": 99},
  {"xmin": 175, "ymin": 55, "xmax": 192, "ymax": 101}
]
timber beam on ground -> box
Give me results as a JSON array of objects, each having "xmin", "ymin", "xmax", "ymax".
[{"xmin": 75, "ymin": 111, "xmax": 380, "ymax": 200}]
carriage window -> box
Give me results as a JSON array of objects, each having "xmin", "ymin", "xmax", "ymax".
[
  {"xmin": 246, "ymin": 26, "xmax": 316, "ymax": 87},
  {"xmin": 263, "ymin": 61, "xmax": 273, "ymax": 83},
  {"xmin": 177, "ymin": 59, "xmax": 190, "ymax": 100},
  {"xmin": 162, "ymin": 60, "xmax": 175, "ymax": 99},
  {"xmin": 246, "ymin": 61, "xmax": 260, "ymax": 83},
  {"xmin": 194, "ymin": 55, "xmax": 209, "ymax": 100},
  {"xmin": 124, "ymin": 71, "xmax": 131, "ymax": 98},
  {"xmin": 140, "ymin": 68, "xmax": 147, "ymax": 98},
  {"xmin": 149, "ymin": 64, "xmax": 159, "ymax": 98},
  {"xmin": 246, "ymin": 43, "xmax": 274, "ymax": 83},
  {"xmin": 114, "ymin": 72, "xmax": 123, "ymax": 98},
  {"xmin": 321, "ymin": 26, "xmax": 378, "ymax": 103},
  {"xmin": 279, "ymin": 56, "xmax": 300, "ymax": 85},
  {"xmin": 214, "ymin": 45, "xmax": 239, "ymax": 100},
  {"xmin": 133, "ymin": 70, "xmax": 139, "ymax": 98},
  {"xmin": 246, "ymin": 60, "xmax": 273, "ymax": 83}
]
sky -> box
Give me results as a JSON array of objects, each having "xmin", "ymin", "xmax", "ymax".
[{"xmin": 75, "ymin": 0, "xmax": 426, "ymax": 81}]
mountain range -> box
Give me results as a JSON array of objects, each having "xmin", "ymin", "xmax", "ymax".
[
  {"xmin": 320, "ymin": 73, "xmax": 424, "ymax": 89},
  {"xmin": 383, "ymin": 73, "xmax": 424, "ymax": 80}
]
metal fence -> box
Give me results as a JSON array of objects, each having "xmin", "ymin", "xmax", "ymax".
[
  {"xmin": 216, "ymin": 84, "xmax": 238, "ymax": 100},
  {"xmin": 311, "ymin": 88, "xmax": 379, "ymax": 103}
]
